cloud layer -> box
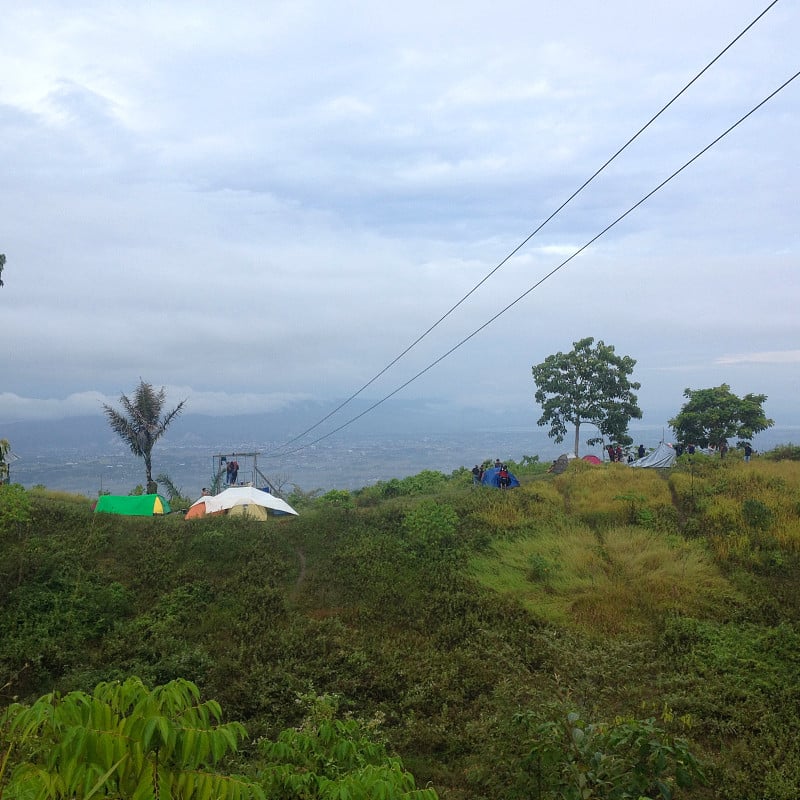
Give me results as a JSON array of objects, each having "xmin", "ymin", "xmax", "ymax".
[{"xmin": 2, "ymin": 1, "xmax": 798, "ymax": 433}]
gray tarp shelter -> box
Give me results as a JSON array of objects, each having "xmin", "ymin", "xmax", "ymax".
[{"xmin": 628, "ymin": 441, "xmax": 677, "ymax": 469}]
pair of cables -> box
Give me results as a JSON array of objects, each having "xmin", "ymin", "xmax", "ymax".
[{"xmin": 267, "ymin": 0, "xmax": 793, "ymax": 460}]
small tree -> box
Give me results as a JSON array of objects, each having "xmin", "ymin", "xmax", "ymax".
[
  {"xmin": 0, "ymin": 438, "xmax": 11, "ymax": 483},
  {"xmin": 669, "ymin": 384, "xmax": 773, "ymax": 448},
  {"xmin": 532, "ymin": 337, "xmax": 642, "ymax": 457},
  {"xmin": 103, "ymin": 380, "xmax": 185, "ymax": 493},
  {"xmin": 0, "ymin": 483, "xmax": 31, "ymax": 535}
]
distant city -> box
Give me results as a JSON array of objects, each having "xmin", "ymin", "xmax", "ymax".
[{"xmin": 5, "ymin": 412, "xmax": 798, "ymax": 498}]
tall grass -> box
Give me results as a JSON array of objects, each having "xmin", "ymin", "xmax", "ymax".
[
  {"xmin": 670, "ymin": 459, "xmax": 800, "ymax": 567},
  {"xmin": 554, "ymin": 462, "xmax": 674, "ymax": 529},
  {"xmin": 470, "ymin": 522, "xmax": 738, "ymax": 635}
]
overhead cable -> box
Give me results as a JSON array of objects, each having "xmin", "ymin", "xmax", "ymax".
[
  {"xmin": 268, "ymin": 67, "xmax": 800, "ymax": 459},
  {"xmin": 268, "ymin": 0, "xmax": 781, "ymax": 454}
]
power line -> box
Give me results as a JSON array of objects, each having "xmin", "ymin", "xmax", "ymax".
[
  {"xmin": 269, "ymin": 68, "xmax": 799, "ymax": 459},
  {"xmin": 267, "ymin": 0, "xmax": 781, "ymax": 454}
]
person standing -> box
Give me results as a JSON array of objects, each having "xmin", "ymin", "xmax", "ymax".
[
  {"xmin": 499, "ymin": 464, "xmax": 510, "ymax": 489},
  {"xmin": 638, "ymin": 443, "xmax": 645, "ymax": 459},
  {"xmin": 744, "ymin": 443, "xmax": 753, "ymax": 462}
]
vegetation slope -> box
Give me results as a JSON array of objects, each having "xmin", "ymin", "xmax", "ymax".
[{"xmin": 2, "ymin": 449, "xmax": 800, "ymax": 798}]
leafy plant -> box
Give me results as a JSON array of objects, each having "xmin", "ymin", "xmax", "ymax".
[
  {"xmin": 517, "ymin": 706, "xmax": 704, "ymax": 799},
  {"xmin": 402, "ymin": 500, "xmax": 459, "ymax": 557},
  {"xmin": 319, "ymin": 489, "xmax": 355, "ymax": 509},
  {"xmin": 1, "ymin": 676, "xmax": 259, "ymax": 800},
  {"xmin": 258, "ymin": 691, "xmax": 438, "ymax": 799},
  {"xmin": 764, "ymin": 444, "xmax": 800, "ymax": 461},
  {"xmin": 155, "ymin": 473, "xmax": 193, "ymax": 510},
  {"xmin": 742, "ymin": 498, "xmax": 773, "ymax": 532}
]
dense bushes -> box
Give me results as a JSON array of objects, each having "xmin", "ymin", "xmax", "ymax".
[{"xmin": 4, "ymin": 458, "xmax": 800, "ymax": 798}]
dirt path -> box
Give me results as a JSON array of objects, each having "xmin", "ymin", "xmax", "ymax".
[{"xmin": 295, "ymin": 548, "xmax": 307, "ymax": 587}]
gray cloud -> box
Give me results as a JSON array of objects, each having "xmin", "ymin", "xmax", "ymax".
[{"xmin": 1, "ymin": 0, "xmax": 798, "ymax": 434}]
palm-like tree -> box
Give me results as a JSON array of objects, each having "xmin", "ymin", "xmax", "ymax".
[{"xmin": 103, "ymin": 381, "xmax": 186, "ymax": 493}]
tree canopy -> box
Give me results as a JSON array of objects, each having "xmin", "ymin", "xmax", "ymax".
[
  {"xmin": 532, "ymin": 337, "xmax": 642, "ymax": 457},
  {"xmin": 103, "ymin": 380, "xmax": 186, "ymax": 493},
  {"xmin": 668, "ymin": 384, "xmax": 773, "ymax": 448}
]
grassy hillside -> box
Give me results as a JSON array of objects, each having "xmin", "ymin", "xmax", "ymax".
[{"xmin": 2, "ymin": 452, "xmax": 800, "ymax": 798}]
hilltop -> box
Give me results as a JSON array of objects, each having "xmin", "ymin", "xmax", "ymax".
[{"xmin": 2, "ymin": 450, "xmax": 800, "ymax": 798}]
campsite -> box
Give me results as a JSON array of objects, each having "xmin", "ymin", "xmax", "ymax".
[{"xmin": 4, "ymin": 445, "xmax": 800, "ymax": 799}]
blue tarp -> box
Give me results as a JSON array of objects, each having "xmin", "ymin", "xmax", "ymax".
[{"xmin": 481, "ymin": 467, "xmax": 520, "ymax": 488}]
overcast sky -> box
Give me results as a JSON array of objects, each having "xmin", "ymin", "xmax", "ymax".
[{"xmin": 2, "ymin": 1, "xmax": 798, "ymax": 440}]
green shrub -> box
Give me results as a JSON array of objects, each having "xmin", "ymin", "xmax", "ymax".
[
  {"xmin": 402, "ymin": 500, "xmax": 459, "ymax": 557},
  {"xmin": 742, "ymin": 498, "xmax": 773, "ymax": 531},
  {"xmin": 764, "ymin": 444, "xmax": 800, "ymax": 461},
  {"xmin": 516, "ymin": 706, "xmax": 704, "ymax": 799},
  {"xmin": 320, "ymin": 488, "xmax": 354, "ymax": 508}
]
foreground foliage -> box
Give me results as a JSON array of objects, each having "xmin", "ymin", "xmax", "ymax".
[
  {"xmin": 517, "ymin": 704, "xmax": 704, "ymax": 800},
  {"xmin": 1, "ymin": 680, "xmax": 437, "ymax": 800},
  {"xmin": 3, "ymin": 453, "xmax": 800, "ymax": 798}
]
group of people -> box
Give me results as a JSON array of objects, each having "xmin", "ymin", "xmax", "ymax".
[
  {"xmin": 606, "ymin": 443, "xmax": 650, "ymax": 463},
  {"xmin": 471, "ymin": 459, "xmax": 512, "ymax": 488},
  {"xmin": 224, "ymin": 458, "xmax": 239, "ymax": 485},
  {"xmin": 606, "ymin": 444, "xmax": 627, "ymax": 463},
  {"xmin": 674, "ymin": 441, "xmax": 752, "ymax": 460}
]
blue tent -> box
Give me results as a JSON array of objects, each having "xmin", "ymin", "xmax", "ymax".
[{"xmin": 481, "ymin": 467, "xmax": 520, "ymax": 488}]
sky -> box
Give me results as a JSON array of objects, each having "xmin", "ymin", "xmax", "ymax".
[{"xmin": 1, "ymin": 0, "xmax": 798, "ymax": 443}]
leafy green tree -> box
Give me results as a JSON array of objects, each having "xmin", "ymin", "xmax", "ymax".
[
  {"xmin": 532, "ymin": 337, "xmax": 642, "ymax": 456},
  {"xmin": 103, "ymin": 380, "xmax": 186, "ymax": 493},
  {"xmin": 668, "ymin": 384, "xmax": 773, "ymax": 448}
]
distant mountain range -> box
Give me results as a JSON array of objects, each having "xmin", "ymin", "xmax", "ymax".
[{"xmin": 1, "ymin": 398, "xmax": 530, "ymax": 454}]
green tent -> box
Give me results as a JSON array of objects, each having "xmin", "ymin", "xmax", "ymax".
[{"xmin": 94, "ymin": 494, "xmax": 171, "ymax": 516}]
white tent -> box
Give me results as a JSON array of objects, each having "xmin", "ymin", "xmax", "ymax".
[
  {"xmin": 188, "ymin": 486, "xmax": 298, "ymax": 518},
  {"xmin": 628, "ymin": 441, "xmax": 677, "ymax": 469}
]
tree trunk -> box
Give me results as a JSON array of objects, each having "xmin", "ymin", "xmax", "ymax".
[
  {"xmin": 144, "ymin": 452, "xmax": 153, "ymax": 488},
  {"xmin": 574, "ymin": 423, "xmax": 580, "ymax": 457}
]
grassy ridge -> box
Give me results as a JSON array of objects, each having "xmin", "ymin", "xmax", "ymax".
[{"xmin": 2, "ymin": 453, "xmax": 800, "ymax": 798}]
